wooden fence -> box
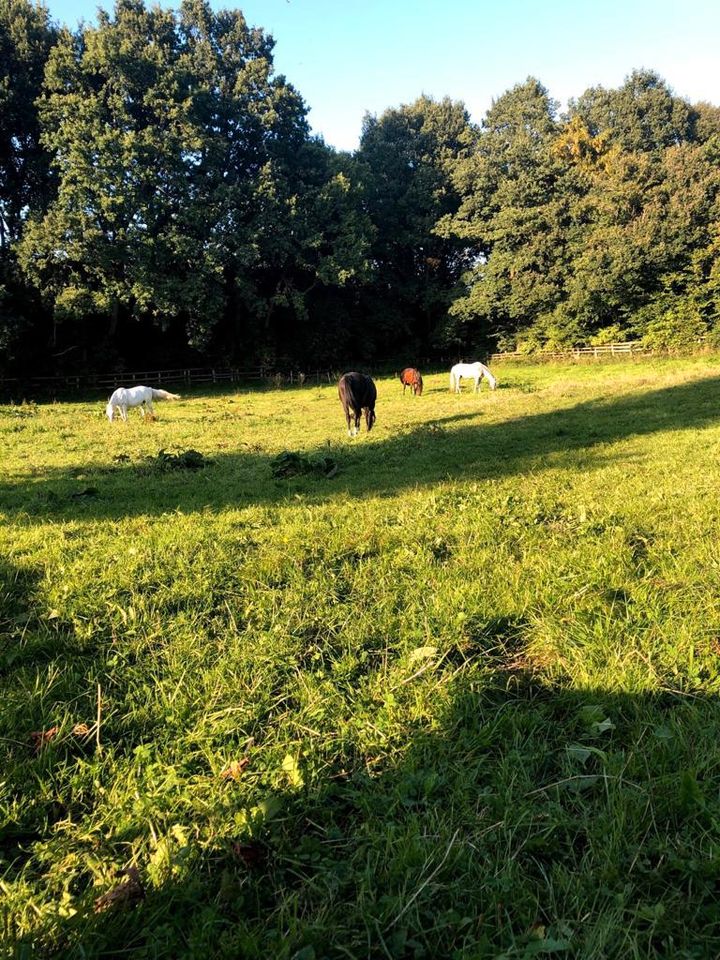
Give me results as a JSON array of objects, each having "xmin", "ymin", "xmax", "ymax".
[
  {"xmin": 0, "ymin": 365, "xmax": 342, "ymax": 398},
  {"xmin": 0, "ymin": 341, "xmax": 680, "ymax": 398},
  {"xmin": 489, "ymin": 341, "xmax": 650, "ymax": 362}
]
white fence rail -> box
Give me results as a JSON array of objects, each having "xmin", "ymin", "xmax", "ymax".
[
  {"xmin": 490, "ymin": 340, "xmax": 653, "ymax": 363},
  {"xmin": 489, "ymin": 341, "xmax": 650, "ymax": 362}
]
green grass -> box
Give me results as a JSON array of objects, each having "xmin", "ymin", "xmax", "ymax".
[{"xmin": 3, "ymin": 356, "xmax": 720, "ymax": 958}]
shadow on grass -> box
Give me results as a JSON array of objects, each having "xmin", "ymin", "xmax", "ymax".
[
  {"xmin": 12, "ymin": 662, "xmax": 720, "ymax": 958},
  {"xmin": 1, "ymin": 374, "xmax": 719, "ymax": 522},
  {"xmin": 5, "ymin": 376, "xmax": 720, "ymax": 955},
  {"xmin": 0, "ymin": 558, "xmax": 105, "ymax": 876}
]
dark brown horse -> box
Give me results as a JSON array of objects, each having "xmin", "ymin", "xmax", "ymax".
[
  {"xmin": 338, "ymin": 372, "xmax": 377, "ymax": 436},
  {"xmin": 399, "ymin": 367, "xmax": 423, "ymax": 396}
]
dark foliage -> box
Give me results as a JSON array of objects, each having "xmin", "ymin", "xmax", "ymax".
[{"xmin": 1, "ymin": 1, "xmax": 719, "ymax": 377}]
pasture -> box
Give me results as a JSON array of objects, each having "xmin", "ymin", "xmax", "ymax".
[{"xmin": 3, "ymin": 356, "xmax": 720, "ymax": 958}]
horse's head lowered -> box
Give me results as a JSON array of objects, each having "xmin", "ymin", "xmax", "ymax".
[{"xmin": 399, "ymin": 367, "xmax": 423, "ymax": 396}]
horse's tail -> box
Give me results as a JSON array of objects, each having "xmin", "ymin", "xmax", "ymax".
[
  {"xmin": 416, "ymin": 373, "xmax": 423, "ymax": 395},
  {"xmin": 449, "ymin": 370, "xmax": 455, "ymax": 392},
  {"xmin": 152, "ymin": 389, "xmax": 181, "ymax": 400}
]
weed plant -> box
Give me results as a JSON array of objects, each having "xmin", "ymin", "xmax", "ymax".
[{"xmin": 3, "ymin": 356, "xmax": 720, "ymax": 958}]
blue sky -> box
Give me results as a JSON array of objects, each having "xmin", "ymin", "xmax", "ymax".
[{"xmin": 45, "ymin": 0, "xmax": 720, "ymax": 151}]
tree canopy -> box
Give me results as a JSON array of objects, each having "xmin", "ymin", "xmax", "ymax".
[{"xmin": 1, "ymin": 0, "xmax": 720, "ymax": 374}]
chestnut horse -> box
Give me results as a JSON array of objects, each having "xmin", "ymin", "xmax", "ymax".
[
  {"xmin": 338, "ymin": 372, "xmax": 377, "ymax": 437},
  {"xmin": 399, "ymin": 367, "xmax": 423, "ymax": 396}
]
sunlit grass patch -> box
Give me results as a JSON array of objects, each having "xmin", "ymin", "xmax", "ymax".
[{"xmin": 3, "ymin": 357, "xmax": 720, "ymax": 957}]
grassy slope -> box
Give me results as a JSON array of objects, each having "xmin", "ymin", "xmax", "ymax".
[{"xmin": 2, "ymin": 356, "xmax": 720, "ymax": 958}]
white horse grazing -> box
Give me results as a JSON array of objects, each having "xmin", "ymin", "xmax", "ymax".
[
  {"xmin": 106, "ymin": 385, "xmax": 181, "ymax": 422},
  {"xmin": 449, "ymin": 362, "xmax": 497, "ymax": 394}
]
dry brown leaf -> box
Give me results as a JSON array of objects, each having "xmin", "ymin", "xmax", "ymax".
[
  {"xmin": 231, "ymin": 840, "xmax": 266, "ymax": 868},
  {"xmin": 30, "ymin": 726, "xmax": 59, "ymax": 752},
  {"xmin": 93, "ymin": 866, "xmax": 145, "ymax": 913},
  {"xmin": 220, "ymin": 757, "xmax": 250, "ymax": 782},
  {"xmin": 72, "ymin": 723, "xmax": 91, "ymax": 737}
]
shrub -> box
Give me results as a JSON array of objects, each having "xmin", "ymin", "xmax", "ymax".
[
  {"xmin": 640, "ymin": 300, "xmax": 708, "ymax": 351},
  {"xmin": 589, "ymin": 324, "xmax": 629, "ymax": 346}
]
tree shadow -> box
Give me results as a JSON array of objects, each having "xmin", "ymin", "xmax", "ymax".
[
  {"xmin": 13, "ymin": 652, "xmax": 720, "ymax": 958},
  {"xmin": 0, "ymin": 557, "xmax": 106, "ymax": 887},
  {"xmin": 5, "ymin": 359, "xmax": 720, "ymax": 954},
  {"xmin": 1, "ymin": 374, "xmax": 719, "ymax": 522}
]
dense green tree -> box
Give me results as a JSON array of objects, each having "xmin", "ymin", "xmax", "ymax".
[
  {"xmin": 221, "ymin": 139, "xmax": 374, "ymax": 363},
  {"xmin": 693, "ymin": 102, "xmax": 720, "ymax": 144},
  {"xmin": 171, "ymin": 0, "xmax": 314, "ymax": 354},
  {"xmin": 443, "ymin": 72, "xmax": 720, "ymax": 352},
  {"xmin": 17, "ymin": 0, "xmax": 368, "ymax": 364},
  {"xmin": 441, "ymin": 78, "xmax": 567, "ymax": 349},
  {"xmin": 1, "ymin": 12, "xmax": 719, "ymax": 374},
  {"xmin": 18, "ymin": 0, "xmax": 202, "ymax": 354},
  {"xmin": 0, "ymin": 0, "xmax": 57, "ymax": 248},
  {"xmin": 356, "ymin": 95, "xmax": 475, "ymax": 357},
  {"xmin": 16, "ymin": 0, "xmax": 372, "ymax": 365},
  {"xmin": 569, "ymin": 69, "xmax": 696, "ymax": 154},
  {"xmin": 551, "ymin": 126, "xmax": 720, "ymax": 344},
  {"xmin": 0, "ymin": 0, "xmax": 58, "ymax": 364}
]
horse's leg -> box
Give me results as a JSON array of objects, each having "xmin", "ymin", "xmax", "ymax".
[
  {"xmin": 342, "ymin": 398, "xmax": 354, "ymax": 437},
  {"xmin": 120, "ymin": 405, "xmax": 128, "ymax": 422}
]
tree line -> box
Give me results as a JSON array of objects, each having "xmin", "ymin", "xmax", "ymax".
[{"xmin": 2, "ymin": 0, "xmax": 720, "ymax": 376}]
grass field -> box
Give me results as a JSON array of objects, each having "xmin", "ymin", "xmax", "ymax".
[{"xmin": 3, "ymin": 356, "xmax": 720, "ymax": 959}]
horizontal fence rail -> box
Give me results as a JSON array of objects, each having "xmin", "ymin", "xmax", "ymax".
[
  {"xmin": 0, "ymin": 340, "xmax": 698, "ymax": 398},
  {"xmin": 489, "ymin": 341, "xmax": 650, "ymax": 362},
  {"xmin": 0, "ymin": 365, "xmax": 346, "ymax": 398}
]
